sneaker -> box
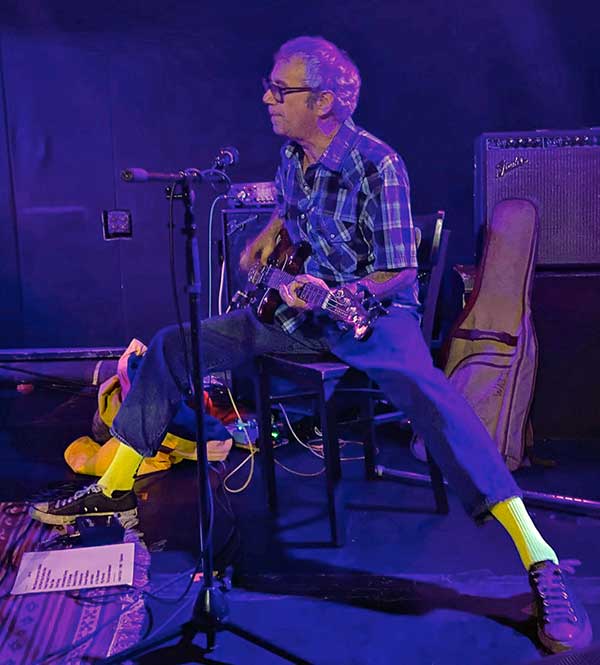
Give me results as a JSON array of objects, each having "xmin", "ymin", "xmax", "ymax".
[
  {"xmin": 529, "ymin": 559, "xmax": 593, "ymax": 653},
  {"xmin": 29, "ymin": 484, "xmax": 138, "ymax": 526}
]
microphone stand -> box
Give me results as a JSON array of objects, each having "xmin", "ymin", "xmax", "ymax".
[{"xmin": 103, "ymin": 168, "xmax": 311, "ymax": 665}]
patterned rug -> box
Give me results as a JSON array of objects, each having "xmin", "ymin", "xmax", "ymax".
[{"xmin": 0, "ymin": 501, "xmax": 148, "ymax": 664}]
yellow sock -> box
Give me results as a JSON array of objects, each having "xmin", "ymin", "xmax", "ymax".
[
  {"xmin": 491, "ymin": 497, "xmax": 559, "ymax": 570},
  {"xmin": 98, "ymin": 442, "xmax": 144, "ymax": 496}
]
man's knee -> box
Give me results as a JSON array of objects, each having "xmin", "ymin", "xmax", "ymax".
[{"xmin": 148, "ymin": 323, "xmax": 186, "ymax": 355}]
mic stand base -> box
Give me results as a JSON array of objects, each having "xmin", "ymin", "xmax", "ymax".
[{"xmin": 100, "ymin": 583, "xmax": 312, "ymax": 665}]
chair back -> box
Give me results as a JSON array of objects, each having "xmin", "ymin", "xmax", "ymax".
[
  {"xmin": 414, "ymin": 211, "xmax": 444, "ymax": 271},
  {"xmin": 413, "ymin": 211, "xmax": 450, "ymax": 348}
]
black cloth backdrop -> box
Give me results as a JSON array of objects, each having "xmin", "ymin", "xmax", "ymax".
[{"xmin": 0, "ymin": 0, "xmax": 598, "ymax": 348}]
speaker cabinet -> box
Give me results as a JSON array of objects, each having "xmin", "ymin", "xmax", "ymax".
[
  {"xmin": 475, "ymin": 130, "xmax": 600, "ymax": 267},
  {"xmin": 530, "ymin": 272, "xmax": 600, "ymax": 439}
]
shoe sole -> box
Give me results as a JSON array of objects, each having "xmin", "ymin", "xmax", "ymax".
[
  {"xmin": 29, "ymin": 505, "xmax": 138, "ymax": 526},
  {"xmin": 536, "ymin": 611, "xmax": 594, "ymax": 653}
]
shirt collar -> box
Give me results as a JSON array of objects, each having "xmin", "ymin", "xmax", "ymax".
[
  {"xmin": 319, "ymin": 118, "xmax": 358, "ymax": 171},
  {"xmin": 283, "ymin": 117, "xmax": 358, "ymax": 172}
]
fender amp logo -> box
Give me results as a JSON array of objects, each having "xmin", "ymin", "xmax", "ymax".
[{"xmin": 495, "ymin": 155, "xmax": 529, "ymax": 178}]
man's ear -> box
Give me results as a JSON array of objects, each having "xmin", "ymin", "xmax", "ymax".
[{"xmin": 316, "ymin": 90, "xmax": 335, "ymax": 116}]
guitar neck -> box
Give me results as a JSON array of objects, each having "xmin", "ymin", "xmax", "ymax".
[{"xmin": 264, "ymin": 267, "xmax": 329, "ymax": 309}]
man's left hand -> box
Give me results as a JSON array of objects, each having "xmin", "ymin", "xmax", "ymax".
[{"xmin": 279, "ymin": 274, "xmax": 330, "ymax": 310}]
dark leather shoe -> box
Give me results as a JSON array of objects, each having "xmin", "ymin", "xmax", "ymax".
[{"xmin": 529, "ymin": 560, "xmax": 593, "ymax": 653}]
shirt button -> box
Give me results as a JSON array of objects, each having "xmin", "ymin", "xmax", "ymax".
[
  {"xmin": 300, "ymin": 213, "xmax": 306, "ymax": 219},
  {"xmin": 330, "ymin": 233, "xmax": 336, "ymax": 239}
]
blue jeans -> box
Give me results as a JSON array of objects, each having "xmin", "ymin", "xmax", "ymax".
[{"xmin": 111, "ymin": 306, "xmax": 521, "ymax": 519}]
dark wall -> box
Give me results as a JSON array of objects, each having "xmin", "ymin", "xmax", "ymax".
[{"xmin": 0, "ymin": 0, "xmax": 598, "ymax": 347}]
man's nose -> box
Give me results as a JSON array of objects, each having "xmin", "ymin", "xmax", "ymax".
[{"xmin": 262, "ymin": 89, "xmax": 276, "ymax": 104}]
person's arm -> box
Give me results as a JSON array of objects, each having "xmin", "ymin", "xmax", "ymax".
[
  {"xmin": 356, "ymin": 268, "xmax": 417, "ymax": 299},
  {"xmin": 239, "ymin": 210, "xmax": 284, "ymax": 271},
  {"xmin": 240, "ymin": 160, "xmax": 288, "ymax": 271},
  {"xmin": 353, "ymin": 152, "xmax": 418, "ymax": 299},
  {"xmin": 279, "ymin": 268, "xmax": 417, "ymax": 310}
]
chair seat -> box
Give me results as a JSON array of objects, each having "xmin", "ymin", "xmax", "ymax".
[{"xmin": 260, "ymin": 352, "xmax": 350, "ymax": 384}]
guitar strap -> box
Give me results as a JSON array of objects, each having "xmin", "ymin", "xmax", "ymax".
[{"xmin": 441, "ymin": 198, "xmax": 539, "ymax": 470}]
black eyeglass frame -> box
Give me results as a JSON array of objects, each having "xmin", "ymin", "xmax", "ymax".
[{"xmin": 262, "ymin": 77, "xmax": 317, "ymax": 103}]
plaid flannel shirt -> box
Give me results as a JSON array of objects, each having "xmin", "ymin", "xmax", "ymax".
[{"xmin": 274, "ymin": 118, "xmax": 419, "ymax": 333}]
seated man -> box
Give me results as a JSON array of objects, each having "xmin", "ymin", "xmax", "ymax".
[{"xmin": 31, "ymin": 36, "xmax": 591, "ymax": 654}]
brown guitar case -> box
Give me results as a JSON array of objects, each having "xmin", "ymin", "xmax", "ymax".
[{"xmin": 441, "ymin": 198, "xmax": 539, "ymax": 470}]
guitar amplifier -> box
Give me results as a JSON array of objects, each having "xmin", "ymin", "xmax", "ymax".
[
  {"xmin": 474, "ymin": 129, "xmax": 600, "ymax": 267},
  {"xmin": 221, "ymin": 206, "xmax": 276, "ymax": 307},
  {"xmin": 225, "ymin": 181, "xmax": 278, "ymax": 207}
]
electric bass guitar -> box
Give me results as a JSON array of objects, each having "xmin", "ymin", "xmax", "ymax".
[{"xmin": 230, "ymin": 240, "xmax": 385, "ymax": 341}]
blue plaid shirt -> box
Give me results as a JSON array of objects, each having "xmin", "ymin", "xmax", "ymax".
[{"xmin": 274, "ymin": 118, "xmax": 419, "ymax": 333}]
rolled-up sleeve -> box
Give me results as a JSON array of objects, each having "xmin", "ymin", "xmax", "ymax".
[{"xmin": 365, "ymin": 153, "xmax": 418, "ymax": 271}]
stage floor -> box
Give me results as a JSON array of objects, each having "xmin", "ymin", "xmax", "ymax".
[{"xmin": 0, "ymin": 384, "xmax": 599, "ymax": 664}]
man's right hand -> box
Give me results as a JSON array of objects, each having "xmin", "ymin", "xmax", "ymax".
[
  {"xmin": 239, "ymin": 213, "xmax": 284, "ymax": 272},
  {"xmin": 239, "ymin": 235, "xmax": 278, "ymax": 271}
]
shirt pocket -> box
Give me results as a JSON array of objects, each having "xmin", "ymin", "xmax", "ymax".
[
  {"xmin": 312, "ymin": 209, "xmax": 356, "ymax": 245},
  {"xmin": 309, "ymin": 210, "xmax": 358, "ymax": 274}
]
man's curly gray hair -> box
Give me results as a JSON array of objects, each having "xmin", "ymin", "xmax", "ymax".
[{"xmin": 275, "ymin": 36, "xmax": 361, "ymax": 121}]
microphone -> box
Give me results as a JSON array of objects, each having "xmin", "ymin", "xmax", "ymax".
[
  {"xmin": 121, "ymin": 168, "xmax": 184, "ymax": 183},
  {"xmin": 120, "ymin": 148, "xmax": 239, "ymax": 185},
  {"xmin": 213, "ymin": 146, "xmax": 239, "ymax": 170}
]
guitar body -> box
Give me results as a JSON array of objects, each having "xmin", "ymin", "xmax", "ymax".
[
  {"xmin": 255, "ymin": 237, "xmax": 312, "ymax": 323},
  {"xmin": 232, "ymin": 230, "xmax": 383, "ymax": 340}
]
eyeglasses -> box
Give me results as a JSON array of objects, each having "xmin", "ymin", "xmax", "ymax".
[{"xmin": 262, "ymin": 77, "xmax": 316, "ymax": 103}]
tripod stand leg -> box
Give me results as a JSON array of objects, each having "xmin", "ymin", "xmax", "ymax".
[
  {"xmin": 100, "ymin": 624, "xmax": 194, "ymax": 664},
  {"xmin": 225, "ymin": 622, "xmax": 314, "ymax": 665}
]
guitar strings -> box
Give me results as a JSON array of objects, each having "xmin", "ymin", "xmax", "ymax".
[{"xmin": 258, "ymin": 264, "xmax": 368, "ymax": 321}]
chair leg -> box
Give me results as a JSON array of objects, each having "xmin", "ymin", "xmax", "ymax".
[
  {"xmin": 319, "ymin": 384, "xmax": 345, "ymax": 546},
  {"xmin": 425, "ymin": 447, "xmax": 449, "ymax": 514},
  {"xmin": 255, "ymin": 359, "xmax": 277, "ymax": 513},
  {"xmin": 360, "ymin": 384, "xmax": 377, "ymax": 480}
]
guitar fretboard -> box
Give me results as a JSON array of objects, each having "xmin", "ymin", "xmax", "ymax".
[{"xmin": 262, "ymin": 267, "xmax": 329, "ymax": 309}]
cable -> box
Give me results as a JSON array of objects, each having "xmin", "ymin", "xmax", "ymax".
[
  {"xmin": 207, "ymin": 194, "xmax": 226, "ymax": 317},
  {"xmin": 222, "ymin": 386, "xmax": 258, "ymax": 494},
  {"xmin": 276, "ymin": 402, "xmax": 374, "ymax": 465},
  {"xmin": 217, "ymin": 256, "xmax": 227, "ymax": 316},
  {"xmin": 274, "ymin": 458, "xmax": 325, "ymax": 478},
  {"xmin": 137, "ymin": 593, "xmax": 195, "ymax": 649},
  {"xmin": 167, "ymin": 181, "xmax": 193, "ymax": 397},
  {"xmin": 278, "ymin": 402, "xmax": 325, "ymax": 460}
]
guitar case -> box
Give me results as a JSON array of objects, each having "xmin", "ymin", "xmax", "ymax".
[{"xmin": 440, "ymin": 199, "xmax": 539, "ymax": 470}]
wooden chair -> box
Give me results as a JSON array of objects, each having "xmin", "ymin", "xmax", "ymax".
[{"xmin": 255, "ymin": 212, "xmax": 450, "ymax": 546}]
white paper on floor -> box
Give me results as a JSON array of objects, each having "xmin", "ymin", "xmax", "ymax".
[{"xmin": 11, "ymin": 542, "xmax": 135, "ymax": 595}]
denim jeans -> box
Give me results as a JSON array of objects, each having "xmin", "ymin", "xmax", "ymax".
[{"xmin": 111, "ymin": 305, "xmax": 520, "ymax": 519}]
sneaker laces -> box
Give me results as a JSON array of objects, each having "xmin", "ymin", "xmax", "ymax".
[
  {"xmin": 531, "ymin": 560, "xmax": 581, "ymax": 625},
  {"xmin": 54, "ymin": 483, "xmax": 104, "ymax": 509}
]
